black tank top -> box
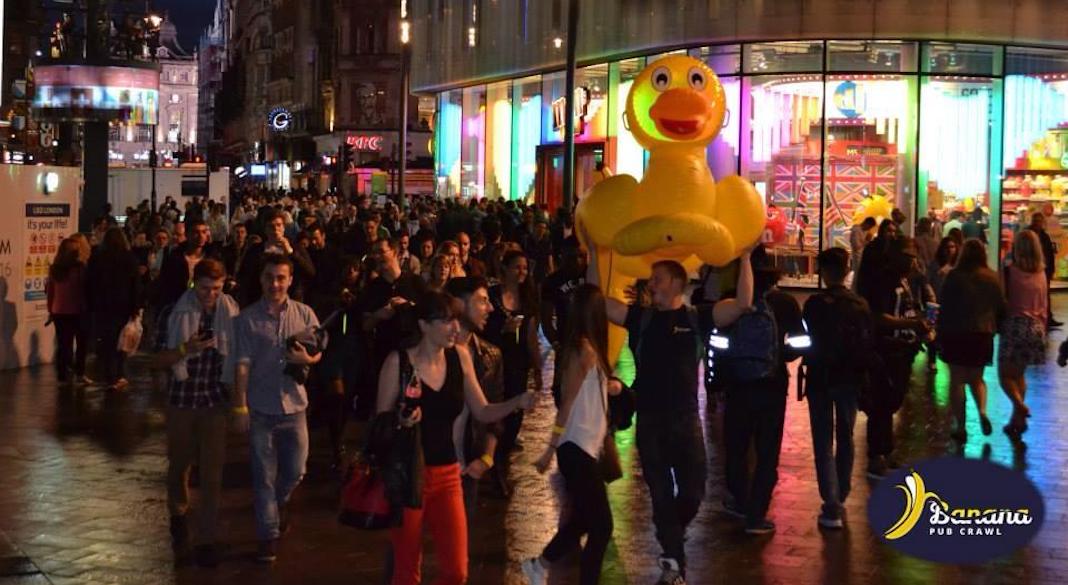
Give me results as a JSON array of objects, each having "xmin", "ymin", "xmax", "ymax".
[{"xmin": 417, "ymin": 347, "xmax": 466, "ymax": 466}]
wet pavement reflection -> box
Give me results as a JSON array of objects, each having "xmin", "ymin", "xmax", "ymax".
[{"xmin": 0, "ymin": 297, "xmax": 1066, "ymax": 584}]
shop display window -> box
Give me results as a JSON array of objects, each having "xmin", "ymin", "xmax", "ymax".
[
  {"xmin": 918, "ymin": 77, "xmax": 1003, "ymax": 259},
  {"xmin": 609, "ymin": 57, "xmax": 646, "ymax": 180},
  {"xmin": 512, "ymin": 75, "xmax": 543, "ymax": 201},
  {"xmin": 541, "ymin": 71, "xmax": 566, "ymax": 144},
  {"xmin": 461, "ymin": 85, "xmax": 487, "ymax": 198},
  {"xmin": 435, "ymin": 89, "xmax": 462, "ymax": 198},
  {"xmin": 741, "ymin": 74, "xmax": 824, "ymax": 285},
  {"xmin": 823, "ymin": 73, "xmax": 917, "ymax": 281},
  {"xmin": 485, "ymin": 81, "xmax": 512, "ymax": 199},
  {"xmin": 1004, "ymin": 47, "xmax": 1068, "ymax": 279},
  {"xmin": 692, "ymin": 45, "xmax": 742, "ymax": 181},
  {"xmin": 690, "ymin": 44, "xmax": 742, "ymax": 76}
]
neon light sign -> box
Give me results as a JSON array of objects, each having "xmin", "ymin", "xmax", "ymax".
[{"xmin": 346, "ymin": 134, "xmax": 384, "ymax": 151}]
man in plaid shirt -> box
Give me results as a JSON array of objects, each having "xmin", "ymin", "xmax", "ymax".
[{"xmin": 154, "ymin": 259, "xmax": 240, "ymax": 568}]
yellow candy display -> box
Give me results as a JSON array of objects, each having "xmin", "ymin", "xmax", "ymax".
[{"xmin": 575, "ymin": 55, "xmax": 765, "ymax": 364}]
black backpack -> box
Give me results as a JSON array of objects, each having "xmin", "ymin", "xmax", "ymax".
[
  {"xmin": 719, "ymin": 298, "xmax": 780, "ymax": 383},
  {"xmin": 803, "ymin": 288, "xmax": 876, "ymax": 390}
]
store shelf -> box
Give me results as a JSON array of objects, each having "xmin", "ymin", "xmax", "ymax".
[{"xmin": 1005, "ymin": 169, "xmax": 1068, "ymax": 175}]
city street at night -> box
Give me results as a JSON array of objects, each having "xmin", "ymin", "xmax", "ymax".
[{"xmin": 0, "ymin": 297, "xmax": 1066, "ymax": 585}]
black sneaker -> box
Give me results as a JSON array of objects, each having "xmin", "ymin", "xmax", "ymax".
[
  {"xmin": 194, "ymin": 544, "xmax": 219, "ymax": 569},
  {"xmin": 256, "ymin": 539, "xmax": 278, "ymax": 564},
  {"xmin": 817, "ymin": 509, "xmax": 844, "ymax": 530},
  {"xmin": 745, "ymin": 519, "xmax": 776, "ymax": 535},
  {"xmin": 866, "ymin": 457, "xmax": 888, "ymax": 480},
  {"xmin": 169, "ymin": 515, "xmax": 189, "ymax": 551}
]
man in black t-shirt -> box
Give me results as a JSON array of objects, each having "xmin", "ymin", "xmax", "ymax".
[
  {"xmin": 592, "ymin": 249, "xmax": 755, "ymax": 585},
  {"xmin": 358, "ymin": 237, "xmax": 425, "ymax": 418},
  {"xmin": 540, "ymin": 239, "xmax": 586, "ymax": 405},
  {"xmin": 859, "ymin": 237, "xmax": 930, "ymax": 479}
]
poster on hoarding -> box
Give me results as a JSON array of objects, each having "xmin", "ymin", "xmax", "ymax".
[{"xmin": 23, "ymin": 204, "xmax": 72, "ymax": 315}]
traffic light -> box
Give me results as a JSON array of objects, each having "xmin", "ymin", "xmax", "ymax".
[{"xmin": 341, "ymin": 141, "xmax": 355, "ymax": 172}]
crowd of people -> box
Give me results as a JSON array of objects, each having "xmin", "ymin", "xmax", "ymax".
[{"xmin": 43, "ymin": 187, "xmax": 1068, "ymax": 584}]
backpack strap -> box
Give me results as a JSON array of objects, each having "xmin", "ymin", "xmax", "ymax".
[{"xmin": 686, "ymin": 306, "xmax": 704, "ymax": 362}]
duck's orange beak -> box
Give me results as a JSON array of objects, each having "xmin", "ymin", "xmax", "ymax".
[{"xmin": 649, "ymin": 88, "xmax": 712, "ymax": 140}]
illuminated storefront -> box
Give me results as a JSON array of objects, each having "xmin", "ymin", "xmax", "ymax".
[{"xmin": 417, "ymin": 2, "xmax": 1068, "ymax": 285}]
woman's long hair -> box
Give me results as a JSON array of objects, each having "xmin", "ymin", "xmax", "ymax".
[
  {"xmin": 49, "ymin": 238, "xmax": 83, "ymax": 282},
  {"xmin": 559, "ymin": 284, "xmax": 611, "ymax": 382},
  {"xmin": 1012, "ymin": 230, "xmax": 1045, "ymax": 274},
  {"xmin": 955, "ymin": 238, "xmax": 989, "ymax": 272},
  {"xmin": 501, "ymin": 249, "xmax": 538, "ymax": 315},
  {"xmin": 934, "ymin": 236, "xmax": 959, "ymax": 267},
  {"xmin": 101, "ymin": 227, "xmax": 131, "ymax": 254}
]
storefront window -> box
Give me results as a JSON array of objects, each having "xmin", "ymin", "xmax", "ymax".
[
  {"xmin": 827, "ymin": 40, "xmax": 918, "ymax": 73},
  {"xmin": 742, "ymin": 73, "xmax": 824, "ymax": 285},
  {"xmin": 823, "ymin": 74, "xmax": 918, "ymax": 270},
  {"xmin": 923, "ymin": 42, "xmax": 1003, "ymax": 76},
  {"xmin": 435, "ymin": 89, "xmax": 462, "ymax": 197},
  {"xmin": 609, "ymin": 57, "xmax": 646, "ymax": 180},
  {"xmin": 512, "ymin": 75, "xmax": 542, "ymax": 201},
  {"xmin": 690, "ymin": 44, "xmax": 742, "ymax": 76},
  {"xmin": 1004, "ymin": 47, "xmax": 1068, "ymax": 279},
  {"xmin": 743, "ymin": 41, "xmax": 824, "ymax": 74},
  {"xmin": 541, "ymin": 71, "xmax": 566, "ymax": 144},
  {"xmin": 918, "ymin": 76, "xmax": 1003, "ymax": 260},
  {"xmin": 485, "ymin": 81, "xmax": 512, "ymax": 199},
  {"xmin": 461, "ymin": 85, "xmax": 486, "ymax": 198}
]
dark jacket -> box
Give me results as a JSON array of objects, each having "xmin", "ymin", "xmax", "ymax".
[
  {"xmin": 937, "ymin": 267, "xmax": 1006, "ymax": 336},
  {"xmin": 155, "ymin": 243, "xmax": 223, "ymax": 309},
  {"xmin": 236, "ymin": 240, "xmax": 317, "ymax": 307},
  {"xmin": 86, "ymin": 249, "xmax": 142, "ymax": 318}
]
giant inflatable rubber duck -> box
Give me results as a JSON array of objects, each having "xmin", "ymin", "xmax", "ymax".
[{"xmin": 576, "ymin": 55, "xmax": 765, "ymax": 364}]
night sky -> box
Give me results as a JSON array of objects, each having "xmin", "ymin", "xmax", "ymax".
[{"xmin": 153, "ymin": 0, "xmax": 216, "ymax": 53}]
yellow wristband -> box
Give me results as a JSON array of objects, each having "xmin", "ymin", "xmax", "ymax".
[
  {"xmin": 552, "ymin": 424, "xmax": 565, "ymax": 435},
  {"xmin": 231, "ymin": 405, "xmax": 249, "ymax": 415},
  {"xmin": 178, "ymin": 342, "xmax": 187, "ymax": 357},
  {"xmin": 479, "ymin": 454, "xmax": 494, "ymax": 468}
]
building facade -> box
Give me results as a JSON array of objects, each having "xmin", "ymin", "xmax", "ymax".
[
  {"xmin": 0, "ymin": 0, "xmax": 46, "ymax": 164},
  {"xmin": 108, "ymin": 21, "xmax": 198, "ymax": 167},
  {"xmin": 414, "ymin": 0, "xmax": 1068, "ymax": 285},
  {"xmin": 197, "ymin": 0, "xmax": 230, "ymax": 162}
]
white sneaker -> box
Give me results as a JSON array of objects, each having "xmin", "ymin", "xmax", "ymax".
[
  {"xmin": 656, "ymin": 557, "xmax": 686, "ymax": 585},
  {"xmin": 521, "ymin": 557, "xmax": 547, "ymax": 585}
]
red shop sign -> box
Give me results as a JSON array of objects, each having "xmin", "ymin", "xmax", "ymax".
[{"xmin": 345, "ymin": 135, "xmax": 384, "ymax": 151}]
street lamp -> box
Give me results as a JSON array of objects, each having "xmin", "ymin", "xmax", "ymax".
[
  {"xmin": 398, "ymin": 0, "xmax": 410, "ymax": 207},
  {"xmin": 145, "ymin": 12, "xmax": 163, "ymax": 212}
]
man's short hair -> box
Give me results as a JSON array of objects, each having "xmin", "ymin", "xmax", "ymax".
[
  {"xmin": 193, "ymin": 258, "xmax": 227, "ymax": 281},
  {"xmin": 817, "ymin": 247, "xmax": 850, "ymax": 282},
  {"xmin": 446, "ymin": 276, "xmax": 489, "ymax": 301},
  {"xmin": 860, "ymin": 217, "xmax": 877, "ymax": 229},
  {"xmin": 188, "ymin": 218, "xmax": 208, "ymax": 229},
  {"xmin": 266, "ymin": 210, "xmax": 286, "ymax": 224},
  {"xmin": 651, "ymin": 260, "xmax": 687, "ymax": 284},
  {"xmin": 260, "ymin": 253, "xmax": 293, "ymax": 275}
]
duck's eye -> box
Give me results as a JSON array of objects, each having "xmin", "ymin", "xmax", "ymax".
[
  {"xmin": 651, "ymin": 67, "xmax": 671, "ymax": 91},
  {"xmin": 688, "ymin": 67, "xmax": 706, "ymax": 90}
]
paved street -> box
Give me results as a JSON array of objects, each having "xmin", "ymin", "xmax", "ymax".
[{"xmin": 1, "ymin": 297, "xmax": 1067, "ymax": 585}]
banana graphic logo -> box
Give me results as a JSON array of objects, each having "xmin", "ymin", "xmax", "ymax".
[{"xmin": 884, "ymin": 471, "xmax": 949, "ymax": 540}]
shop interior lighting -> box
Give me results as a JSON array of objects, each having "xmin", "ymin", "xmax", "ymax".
[{"xmin": 553, "ymin": 37, "xmax": 563, "ymax": 49}]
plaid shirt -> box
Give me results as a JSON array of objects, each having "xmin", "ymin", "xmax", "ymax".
[{"xmin": 155, "ymin": 304, "xmax": 228, "ymax": 408}]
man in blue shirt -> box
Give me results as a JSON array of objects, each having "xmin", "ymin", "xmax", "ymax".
[{"xmin": 232, "ymin": 254, "xmax": 322, "ymax": 563}]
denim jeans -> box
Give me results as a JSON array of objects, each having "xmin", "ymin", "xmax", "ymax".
[
  {"xmin": 723, "ymin": 382, "xmax": 787, "ymax": 525},
  {"xmin": 636, "ymin": 411, "xmax": 706, "ymax": 568},
  {"xmin": 250, "ymin": 410, "xmax": 309, "ymax": 540},
  {"xmin": 806, "ymin": 383, "xmax": 859, "ymax": 514}
]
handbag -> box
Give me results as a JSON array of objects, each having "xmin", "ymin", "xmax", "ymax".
[
  {"xmin": 339, "ymin": 350, "xmax": 423, "ymax": 530},
  {"xmin": 338, "ymin": 460, "xmax": 391, "ymax": 529},
  {"xmin": 598, "ymin": 372, "xmax": 624, "ymax": 484}
]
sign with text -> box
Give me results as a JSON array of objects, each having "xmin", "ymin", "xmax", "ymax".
[
  {"xmin": 23, "ymin": 203, "xmax": 72, "ymax": 304},
  {"xmin": 346, "ymin": 135, "xmax": 384, "ymax": 152}
]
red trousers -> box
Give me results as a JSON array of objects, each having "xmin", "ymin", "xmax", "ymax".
[{"xmin": 391, "ymin": 463, "xmax": 468, "ymax": 585}]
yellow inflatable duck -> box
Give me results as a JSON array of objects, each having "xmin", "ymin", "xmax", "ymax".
[{"xmin": 576, "ymin": 55, "xmax": 765, "ymax": 364}]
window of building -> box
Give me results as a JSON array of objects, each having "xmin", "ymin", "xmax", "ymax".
[
  {"xmin": 1003, "ymin": 47, "xmax": 1068, "ymax": 278},
  {"xmin": 827, "ymin": 41, "xmax": 918, "ymax": 73},
  {"xmin": 436, "ymin": 89, "xmax": 463, "ymax": 197},
  {"xmin": 744, "ymin": 41, "xmax": 824, "ymax": 74},
  {"xmin": 460, "ymin": 85, "xmax": 487, "ymax": 198},
  {"xmin": 610, "ymin": 57, "xmax": 646, "ymax": 180},
  {"xmin": 485, "ymin": 81, "xmax": 512, "ymax": 199},
  {"xmin": 513, "ymin": 75, "xmax": 542, "ymax": 201}
]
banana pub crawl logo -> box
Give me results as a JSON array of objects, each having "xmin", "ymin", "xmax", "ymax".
[{"xmin": 868, "ymin": 458, "xmax": 1044, "ymax": 563}]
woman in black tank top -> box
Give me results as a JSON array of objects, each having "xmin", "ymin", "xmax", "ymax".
[{"xmin": 376, "ymin": 291, "xmax": 534, "ymax": 585}]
